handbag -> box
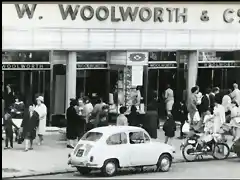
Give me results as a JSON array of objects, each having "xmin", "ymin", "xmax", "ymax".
[{"xmin": 182, "ymin": 121, "xmax": 190, "ymax": 133}]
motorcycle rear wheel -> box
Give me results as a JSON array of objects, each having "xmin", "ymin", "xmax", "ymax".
[
  {"xmin": 212, "ymin": 143, "xmax": 230, "ymax": 160},
  {"xmin": 182, "ymin": 143, "xmax": 199, "ymax": 162}
]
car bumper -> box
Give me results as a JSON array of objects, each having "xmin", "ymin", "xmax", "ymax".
[{"xmin": 68, "ymin": 156, "xmax": 102, "ymax": 169}]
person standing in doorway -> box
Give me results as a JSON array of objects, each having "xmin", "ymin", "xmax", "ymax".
[
  {"xmin": 164, "ymin": 84, "xmax": 174, "ymax": 115},
  {"xmin": 20, "ymin": 103, "xmax": 39, "ymax": 151},
  {"xmin": 231, "ymin": 83, "xmax": 240, "ymax": 106},
  {"xmin": 35, "ymin": 96, "xmax": 47, "ymax": 146}
]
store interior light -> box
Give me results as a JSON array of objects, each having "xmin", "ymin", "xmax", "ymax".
[{"xmin": 29, "ymin": 53, "xmax": 32, "ymax": 58}]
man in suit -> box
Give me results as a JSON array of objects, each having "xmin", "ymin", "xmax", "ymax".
[
  {"xmin": 209, "ymin": 87, "xmax": 220, "ymax": 114},
  {"xmin": 200, "ymin": 88, "xmax": 211, "ymax": 117}
]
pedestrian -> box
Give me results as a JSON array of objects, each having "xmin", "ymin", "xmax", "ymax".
[
  {"xmin": 3, "ymin": 107, "xmax": 19, "ymax": 149},
  {"xmin": 83, "ymin": 97, "xmax": 93, "ymax": 131},
  {"xmin": 195, "ymin": 85, "xmax": 203, "ymax": 112},
  {"xmin": 128, "ymin": 105, "xmax": 139, "ymax": 126},
  {"xmin": 229, "ymin": 100, "xmax": 240, "ymax": 142},
  {"xmin": 12, "ymin": 96, "xmax": 25, "ymax": 119},
  {"xmin": 4, "ymin": 84, "xmax": 14, "ymax": 109},
  {"xmin": 35, "ymin": 96, "xmax": 47, "ymax": 146},
  {"xmin": 187, "ymin": 86, "xmax": 198, "ymax": 125},
  {"xmin": 145, "ymin": 103, "xmax": 159, "ymax": 138},
  {"xmin": 163, "ymin": 113, "xmax": 176, "ymax": 145},
  {"xmin": 175, "ymin": 101, "xmax": 188, "ymax": 139},
  {"xmin": 212, "ymin": 94, "xmax": 226, "ymax": 134},
  {"xmin": 231, "ymin": 83, "xmax": 240, "ymax": 106},
  {"xmin": 209, "ymin": 87, "xmax": 220, "ymax": 114},
  {"xmin": 91, "ymin": 98, "xmax": 106, "ymax": 127},
  {"xmin": 200, "ymin": 88, "xmax": 211, "ymax": 118},
  {"xmin": 222, "ymin": 89, "xmax": 232, "ymax": 123},
  {"xmin": 97, "ymin": 105, "xmax": 109, "ymax": 127},
  {"xmin": 164, "ymin": 84, "xmax": 174, "ymax": 115},
  {"xmin": 116, "ymin": 106, "xmax": 128, "ymax": 126},
  {"xmin": 20, "ymin": 103, "xmax": 39, "ymax": 151},
  {"xmin": 66, "ymin": 99, "xmax": 79, "ymax": 148}
]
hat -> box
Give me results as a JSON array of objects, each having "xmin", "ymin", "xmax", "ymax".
[{"xmin": 36, "ymin": 96, "xmax": 44, "ymax": 102}]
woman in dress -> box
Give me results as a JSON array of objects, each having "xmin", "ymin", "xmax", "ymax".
[
  {"xmin": 35, "ymin": 96, "xmax": 47, "ymax": 146},
  {"xmin": 230, "ymin": 101, "xmax": 240, "ymax": 141},
  {"xmin": 212, "ymin": 94, "xmax": 226, "ymax": 134},
  {"xmin": 20, "ymin": 103, "xmax": 39, "ymax": 151},
  {"xmin": 164, "ymin": 84, "xmax": 174, "ymax": 115}
]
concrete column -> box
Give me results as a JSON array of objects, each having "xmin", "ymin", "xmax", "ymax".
[
  {"xmin": 66, "ymin": 52, "xmax": 77, "ymax": 111},
  {"xmin": 187, "ymin": 51, "xmax": 198, "ymax": 98},
  {"xmin": 234, "ymin": 51, "xmax": 240, "ymax": 86}
]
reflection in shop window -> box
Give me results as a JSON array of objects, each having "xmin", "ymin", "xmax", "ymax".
[
  {"xmin": 77, "ymin": 51, "xmax": 107, "ymax": 62},
  {"xmin": 2, "ymin": 51, "xmax": 49, "ymax": 62},
  {"xmin": 198, "ymin": 51, "xmax": 239, "ymax": 61},
  {"xmin": 149, "ymin": 52, "xmax": 177, "ymax": 61}
]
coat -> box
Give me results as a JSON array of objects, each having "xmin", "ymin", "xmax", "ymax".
[
  {"xmin": 187, "ymin": 93, "xmax": 198, "ymax": 122},
  {"xmin": 144, "ymin": 110, "xmax": 158, "ymax": 139},
  {"xmin": 163, "ymin": 118, "xmax": 176, "ymax": 138},
  {"xmin": 21, "ymin": 110, "xmax": 39, "ymax": 140},
  {"xmin": 200, "ymin": 94, "xmax": 210, "ymax": 114},
  {"xmin": 212, "ymin": 104, "xmax": 226, "ymax": 133},
  {"xmin": 66, "ymin": 106, "xmax": 79, "ymax": 140},
  {"xmin": 3, "ymin": 113, "xmax": 18, "ymax": 134},
  {"xmin": 35, "ymin": 103, "xmax": 47, "ymax": 135}
]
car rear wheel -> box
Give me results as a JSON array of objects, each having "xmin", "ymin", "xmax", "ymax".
[
  {"xmin": 77, "ymin": 167, "xmax": 91, "ymax": 175},
  {"xmin": 156, "ymin": 154, "xmax": 172, "ymax": 172},
  {"xmin": 101, "ymin": 159, "xmax": 118, "ymax": 177}
]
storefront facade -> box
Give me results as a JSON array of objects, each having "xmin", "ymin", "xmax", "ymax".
[{"xmin": 2, "ymin": 3, "xmax": 240, "ymax": 121}]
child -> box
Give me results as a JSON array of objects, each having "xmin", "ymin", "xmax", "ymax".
[
  {"xmin": 203, "ymin": 109, "xmax": 214, "ymax": 134},
  {"xmin": 3, "ymin": 107, "xmax": 19, "ymax": 149},
  {"xmin": 163, "ymin": 113, "xmax": 176, "ymax": 145}
]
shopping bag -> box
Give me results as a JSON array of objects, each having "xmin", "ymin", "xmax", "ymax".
[
  {"xmin": 182, "ymin": 121, "xmax": 190, "ymax": 133},
  {"xmin": 193, "ymin": 111, "xmax": 201, "ymax": 122}
]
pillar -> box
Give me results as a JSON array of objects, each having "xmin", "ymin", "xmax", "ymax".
[
  {"xmin": 66, "ymin": 52, "xmax": 77, "ymax": 110},
  {"xmin": 234, "ymin": 51, "xmax": 240, "ymax": 86},
  {"xmin": 187, "ymin": 51, "xmax": 198, "ymax": 98}
]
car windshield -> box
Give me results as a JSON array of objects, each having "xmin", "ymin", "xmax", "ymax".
[{"xmin": 81, "ymin": 132, "xmax": 103, "ymax": 142}]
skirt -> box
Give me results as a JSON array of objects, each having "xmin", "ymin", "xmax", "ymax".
[{"xmin": 166, "ymin": 100, "xmax": 174, "ymax": 111}]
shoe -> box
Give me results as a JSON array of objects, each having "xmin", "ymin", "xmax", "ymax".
[
  {"xmin": 29, "ymin": 147, "xmax": 33, "ymax": 150},
  {"xmin": 4, "ymin": 147, "xmax": 9, "ymax": 150},
  {"xmin": 24, "ymin": 149, "xmax": 28, "ymax": 152}
]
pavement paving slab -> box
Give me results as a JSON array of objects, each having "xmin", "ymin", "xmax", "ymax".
[{"xmin": 2, "ymin": 127, "xmax": 238, "ymax": 179}]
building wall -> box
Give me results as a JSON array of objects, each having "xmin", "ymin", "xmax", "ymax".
[{"xmin": 2, "ymin": 3, "xmax": 240, "ymax": 51}]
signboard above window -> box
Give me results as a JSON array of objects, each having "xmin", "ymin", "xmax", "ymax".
[
  {"xmin": 2, "ymin": 51, "xmax": 49, "ymax": 62},
  {"xmin": 198, "ymin": 51, "xmax": 239, "ymax": 61},
  {"xmin": 77, "ymin": 52, "xmax": 107, "ymax": 62},
  {"xmin": 149, "ymin": 52, "xmax": 177, "ymax": 61}
]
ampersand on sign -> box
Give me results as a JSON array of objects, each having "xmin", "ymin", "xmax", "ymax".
[{"xmin": 200, "ymin": 10, "xmax": 209, "ymax": 22}]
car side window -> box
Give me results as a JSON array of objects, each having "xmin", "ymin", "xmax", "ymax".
[
  {"xmin": 106, "ymin": 133, "xmax": 128, "ymax": 145},
  {"xmin": 144, "ymin": 133, "xmax": 150, "ymax": 143},
  {"xmin": 129, "ymin": 131, "xmax": 145, "ymax": 144}
]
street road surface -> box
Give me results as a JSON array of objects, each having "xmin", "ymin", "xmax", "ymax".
[{"xmin": 20, "ymin": 159, "xmax": 240, "ymax": 179}]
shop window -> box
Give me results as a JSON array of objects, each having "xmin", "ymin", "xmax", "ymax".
[
  {"xmin": 77, "ymin": 51, "xmax": 107, "ymax": 62},
  {"xmin": 149, "ymin": 52, "xmax": 177, "ymax": 61},
  {"xmin": 2, "ymin": 51, "xmax": 49, "ymax": 62}
]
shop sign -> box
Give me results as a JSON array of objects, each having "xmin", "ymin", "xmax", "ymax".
[
  {"xmin": 148, "ymin": 63, "xmax": 177, "ymax": 69},
  {"xmin": 198, "ymin": 61, "xmax": 240, "ymax": 68},
  {"xmin": 3, "ymin": 4, "xmax": 239, "ymax": 30},
  {"xmin": 127, "ymin": 52, "xmax": 148, "ymax": 66},
  {"xmin": 2, "ymin": 63, "xmax": 51, "ymax": 70},
  {"xmin": 76, "ymin": 63, "xmax": 108, "ymax": 69}
]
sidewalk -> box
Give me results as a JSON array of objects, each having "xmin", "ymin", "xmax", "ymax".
[{"xmin": 2, "ymin": 127, "xmax": 237, "ymax": 178}]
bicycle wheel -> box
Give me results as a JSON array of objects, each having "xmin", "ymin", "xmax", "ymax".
[
  {"xmin": 212, "ymin": 143, "xmax": 230, "ymax": 160},
  {"xmin": 182, "ymin": 143, "xmax": 199, "ymax": 162}
]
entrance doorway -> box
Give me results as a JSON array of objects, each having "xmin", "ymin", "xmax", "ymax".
[
  {"xmin": 197, "ymin": 68, "xmax": 239, "ymax": 92},
  {"xmin": 76, "ymin": 69, "xmax": 108, "ymax": 104}
]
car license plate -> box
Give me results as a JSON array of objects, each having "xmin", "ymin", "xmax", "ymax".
[{"xmin": 76, "ymin": 149, "xmax": 84, "ymax": 157}]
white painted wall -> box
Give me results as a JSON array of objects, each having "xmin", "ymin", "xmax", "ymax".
[{"xmin": 2, "ymin": 3, "xmax": 240, "ymax": 50}]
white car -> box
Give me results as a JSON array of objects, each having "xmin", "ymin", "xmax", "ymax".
[{"xmin": 68, "ymin": 126, "xmax": 175, "ymax": 176}]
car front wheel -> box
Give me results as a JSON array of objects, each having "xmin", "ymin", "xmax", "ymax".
[
  {"xmin": 156, "ymin": 154, "xmax": 172, "ymax": 172},
  {"xmin": 77, "ymin": 167, "xmax": 92, "ymax": 175},
  {"xmin": 101, "ymin": 160, "xmax": 118, "ymax": 177}
]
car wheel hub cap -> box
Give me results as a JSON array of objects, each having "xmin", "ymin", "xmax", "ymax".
[
  {"xmin": 161, "ymin": 158, "xmax": 170, "ymax": 171},
  {"xmin": 106, "ymin": 163, "xmax": 115, "ymax": 175}
]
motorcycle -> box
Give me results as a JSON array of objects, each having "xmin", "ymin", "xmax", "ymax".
[{"xmin": 181, "ymin": 132, "xmax": 230, "ymax": 162}]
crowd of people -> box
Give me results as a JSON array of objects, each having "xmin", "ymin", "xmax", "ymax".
[{"xmin": 3, "ymin": 91, "xmax": 47, "ymax": 151}]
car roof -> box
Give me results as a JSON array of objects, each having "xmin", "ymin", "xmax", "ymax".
[{"xmin": 88, "ymin": 126, "xmax": 145, "ymax": 136}]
